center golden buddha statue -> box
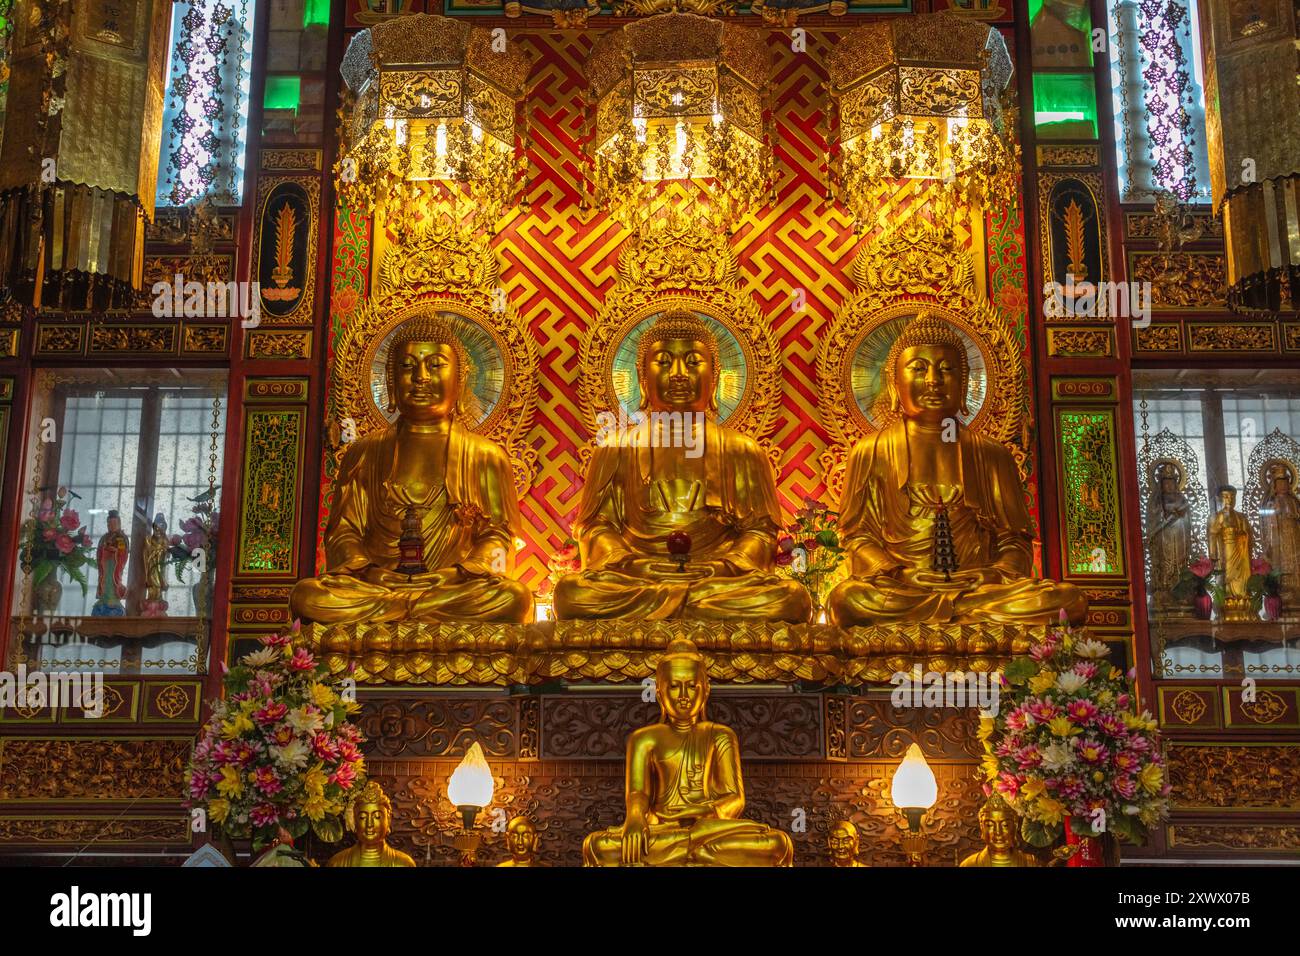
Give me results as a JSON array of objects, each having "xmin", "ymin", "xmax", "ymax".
[
  {"xmin": 290, "ymin": 318, "xmax": 532, "ymax": 624},
  {"xmin": 826, "ymin": 313, "xmax": 1086, "ymax": 627},
  {"xmin": 583, "ymin": 638, "xmax": 794, "ymax": 866},
  {"xmin": 554, "ymin": 310, "xmax": 810, "ymax": 622}
]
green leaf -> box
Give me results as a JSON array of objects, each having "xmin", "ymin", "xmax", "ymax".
[
  {"xmin": 1003, "ymin": 657, "xmax": 1038, "ymax": 684},
  {"xmin": 312, "ymin": 816, "xmax": 344, "ymax": 844},
  {"xmin": 1021, "ymin": 817, "xmax": 1060, "ymax": 848},
  {"xmin": 815, "ymin": 529, "xmax": 839, "ymax": 548},
  {"xmin": 286, "ymin": 816, "xmax": 310, "ymax": 839}
]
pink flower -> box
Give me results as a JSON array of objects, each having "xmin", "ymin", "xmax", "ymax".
[
  {"xmin": 1116, "ymin": 693, "xmax": 1130, "ymax": 710},
  {"xmin": 234, "ymin": 742, "xmax": 257, "ymax": 766},
  {"xmin": 270, "ymin": 725, "xmax": 294, "ymax": 747},
  {"xmin": 42, "ymin": 528, "xmax": 56, "ymax": 541},
  {"xmin": 55, "ymin": 534, "xmax": 75, "ymax": 555},
  {"xmin": 1072, "ymin": 661, "xmax": 1098, "ymax": 680},
  {"xmin": 60, "ymin": 510, "xmax": 80, "ymax": 530},
  {"xmin": 260, "ymin": 631, "xmax": 291, "ymax": 648},
  {"xmin": 188, "ymin": 772, "xmax": 210, "ymax": 800},
  {"xmin": 312, "ymin": 733, "xmax": 339, "ymax": 762},
  {"xmin": 1114, "ymin": 775, "xmax": 1137, "ymax": 798},
  {"xmin": 252, "ymin": 701, "xmax": 288, "ymax": 725},
  {"xmin": 1251, "ymin": 558, "xmax": 1272, "ymax": 576},
  {"xmin": 1066, "ymin": 699, "xmax": 1098, "ymax": 725},
  {"xmin": 1029, "ymin": 642, "xmax": 1055, "ymax": 662},
  {"xmin": 1004, "ymin": 708, "xmax": 1032, "ymax": 731},
  {"xmin": 80, "ymin": 534, "xmax": 91, "ymax": 547},
  {"xmin": 1189, "ymin": 557, "xmax": 1214, "ymax": 578},
  {"xmin": 253, "ymin": 766, "xmax": 283, "ymax": 796},
  {"xmin": 1096, "ymin": 714, "xmax": 1126, "ymax": 736},
  {"xmin": 288, "ymin": 647, "xmax": 316, "ymax": 672},
  {"xmin": 1113, "ymin": 751, "xmax": 1140, "ymax": 773},
  {"xmin": 250, "ymin": 804, "xmax": 279, "ymax": 827},
  {"xmin": 337, "ymin": 739, "xmax": 363, "ymax": 763},
  {"xmin": 1026, "ymin": 699, "xmax": 1059, "ymax": 723},
  {"xmin": 776, "ymin": 535, "xmax": 795, "ymax": 554},
  {"xmin": 1013, "ymin": 746, "xmax": 1042, "ymax": 770},
  {"xmin": 994, "ymin": 773, "xmax": 1021, "ymax": 799},
  {"xmin": 1076, "ymin": 740, "xmax": 1109, "ymax": 764},
  {"xmin": 331, "ymin": 763, "xmax": 358, "ymax": 789}
]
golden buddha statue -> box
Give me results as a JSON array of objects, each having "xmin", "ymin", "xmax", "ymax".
[
  {"xmin": 827, "ymin": 820, "xmax": 867, "ymax": 867},
  {"xmin": 826, "ymin": 313, "xmax": 1086, "ymax": 627},
  {"xmin": 1209, "ymin": 484, "xmax": 1255, "ymax": 621},
  {"xmin": 326, "ymin": 781, "xmax": 416, "ymax": 867},
  {"xmin": 291, "ymin": 318, "xmax": 532, "ymax": 624},
  {"xmin": 496, "ymin": 815, "xmax": 542, "ymax": 867},
  {"xmin": 959, "ymin": 795, "xmax": 1039, "ymax": 867},
  {"xmin": 583, "ymin": 638, "xmax": 794, "ymax": 866},
  {"xmin": 555, "ymin": 310, "xmax": 810, "ymax": 622}
]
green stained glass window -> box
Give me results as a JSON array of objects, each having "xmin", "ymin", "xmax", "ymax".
[
  {"xmin": 264, "ymin": 75, "xmax": 301, "ymax": 113},
  {"xmin": 303, "ymin": 0, "xmax": 330, "ymax": 28},
  {"xmin": 1032, "ymin": 72, "xmax": 1098, "ymax": 139}
]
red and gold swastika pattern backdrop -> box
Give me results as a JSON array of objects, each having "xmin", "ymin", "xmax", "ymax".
[{"xmin": 327, "ymin": 27, "xmax": 1033, "ymax": 591}]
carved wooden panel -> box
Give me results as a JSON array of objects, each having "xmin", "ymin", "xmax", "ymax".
[
  {"xmin": 1168, "ymin": 743, "xmax": 1300, "ymax": 810},
  {"xmin": 0, "ymin": 738, "xmax": 191, "ymax": 802}
]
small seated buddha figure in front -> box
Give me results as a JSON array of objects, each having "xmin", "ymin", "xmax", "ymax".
[
  {"xmin": 326, "ymin": 781, "xmax": 416, "ymax": 867},
  {"xmin": 826, "ymin": 312, "xmax": 1086, "ymax": 627},
  {"xmin": 290, "ymin": 318, "xmax": 532, "ymax": 625},
  {"xmin": 959, "ymin": 794, "xmax": 1039, "ymax": 867},
  {"xmin": 554, "ymin": 310, "xmax": 810, "ymax": 622},
  {"xmin": 583, "ymin": 638, "xmax": 794, "ymax": 866},
  {"xmin": 827, "ymin": 820, "xmax": 867, "ymax": 867}
]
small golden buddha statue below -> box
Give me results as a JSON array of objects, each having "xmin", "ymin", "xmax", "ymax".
[
  {"xmin": 959, "ymin": 795, "xmax": 1039, "ymax": 867},
  {"xmin": 827, "ymin": 820, "xmax": 867, "ymax": 867},
  {"xmin": 291, "ymin": 318, "xmax": 532, "ymax": 625},
  {"xmin": 326, "ymin": 781, "xmax": 416, "ymax": 867},
  {"xmin": 1209, "ymin": 484, "xmax": 1255, "ymax": 622},
  {"xmin": 826, "ymin": 313, "xmax": 1086, "ymax": 627},
  {"xmin": 555, "ymin": 310, "xmax": 810, "ymax": 622},
  {"xmin": 496, "ymin": 815, "xmax": 542, "ymax": 867},
  {"xmin": 583, "ymin": 639, "xmax": 794, "ymax": 866}
]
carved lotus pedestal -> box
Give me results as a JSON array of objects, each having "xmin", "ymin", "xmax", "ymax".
[{"xmin": 301, "ymin": 619, "xmax": 1047, "ymax": 687}]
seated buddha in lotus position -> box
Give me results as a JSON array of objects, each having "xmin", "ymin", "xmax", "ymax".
[
  {"xmin": 554, "ymin": 310, "xmax": 810, "ymax": 622},
  {"xmin": 583, "ymin": 638, "xmax": 794, "ymax": 866},
  {"xmin": 290, "ymin": 318, "xmax": 532, "ymax": 625},
  {"xmin": 826, "ymin": 313, "xmax": 1086, "ymax": 627}
]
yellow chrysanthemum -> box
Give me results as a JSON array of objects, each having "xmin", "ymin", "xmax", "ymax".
[
  {"xmin": 977, "ymin": 715, "xmax": 995, "ymax": 741},
  {"xmin": 1021, "ymin": 777, "xmax": 1046, "ymax": 800},
  {"xmin": 215, "ymin": 765, "xmax": 244, "ymax": 799},
  {"xmin": 1048, "ymin": 716, "xmax": 1080, "ymax": 737},
  {"xmin": 1124, "ymin": 711, "xmax": 1158, "ymax": 732},
  {"xmin": 1035, "ymin": 795, "xmax": 1066, "ymax": 824},
  {"xmin": 220, "ymin": 712, "xmax": 254, "ymax": 740},
  {"xmin": 981, "ymin": 754, "xmax": 1000, "ymax": 780},
  {"xmin": 1138, "ymin": 763, "xmax": 1164, "ymax": 795},
  {"xmin": 302, "ymin": 794, "xmax": 328, "ymax": 821},
  {"xmin": 304, "ymin": 764, "xmax": 328, "ymax": 797},
  {"xmin": 1096, "ymin": 689, "xmax": 1114, "ymax": 707},
  {"xmin": 309, "ymin": 683, "xmax": 336, "ymax": 708},
  {"xmin": 1029, "ymin": 671, "xmax": 1057, "ymax": 695},
  {"xmin": 208, "ymin": 797, "xmax": 230, "ymax": 825}
]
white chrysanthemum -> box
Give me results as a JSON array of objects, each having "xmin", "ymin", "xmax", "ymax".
[
  {"xmin": 241, "ymin": 647, "xmax": 278, "ymax": 667},
  {"xmin": 270, "ymin": 739, "xmax": 310, "ymax": 771},
  {"xmin": 287, "ymin": 705, "xmax": 323, "ymax": 735},
  {"xmin": 1074, "ymin": 639, "xmax": 1110, "ymax": 659},
  {"xmin": 1056, "ymin": 671, "xmax": 1087, "ymax": 693},
  {"xmin": 1040, "ymin": 741, "xmax": 1076, "ymax": 772}
]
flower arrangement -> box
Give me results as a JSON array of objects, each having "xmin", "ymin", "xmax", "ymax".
[
  {"xmin": 18, "ymin": 487, "xmax": 94, "ymax": 595},
  {"xmin": 540, "ymin": 537, "xmax": 580, "ymax": 600},
  {"xmin": 984, "ymin": 622, "xmax": 1170, "ymax": 849},
  {"xmin": 774, "ymin": 497, "xmax": 845, "ymax": 612},
  {"xmin": 168, "ymin": 490, "xmax": 220, "ymax": 582},
  {"xmin": 1171, "ymin": 556, "xmax": 1218, "ymax": 602},
  {"xmin": 1246, "ymin": 558, "xmax": 1283, "ymax": 614},
  {"xmin": 185, "ymin": 621, "xmax": 365, "ymax": 851}
]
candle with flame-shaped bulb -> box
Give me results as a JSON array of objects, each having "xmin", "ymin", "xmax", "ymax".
[{"xmin": 448, "ymin": 741, "xmax": 495, "ymax": 831}]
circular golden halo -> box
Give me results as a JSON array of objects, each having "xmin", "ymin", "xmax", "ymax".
[
  {"xmin": 845, "ymin": 302, "xmax": 992, "ymax": 434},
  {"xmin": 360, "ymin": 300, "xmax": 510, "ymax": 435},
  {"xmin": 601, "ymin": 296, "xmax": 756, "ymax": 428}
]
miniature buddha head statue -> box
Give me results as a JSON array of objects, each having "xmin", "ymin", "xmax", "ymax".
[
  {"xmin": 656, "ymin": 638, "xmax": 709, "ymax": 725},
  {"xmin": 384, "ymin": 316, "xmax": 472, "ymax": 424},
  {"xmin": 350, "ymin": 780, "xmax": 394, "ymax": 851},
  {"xmin": 827, "ymin": 820, "xmax": 861, "ymax": 866},
  {"xmin": 637, "ymin": 310, "xmax": 720, "ymax": 415},
  {"xmin": 978, "ymin": 794, "xmax": 1017, "ymax": 854},
  {"xmin": 505, "ymin": 815, "xmax": 539, "ymax": 863},
  {"xmin": 884, "ymin": 312, "xmax": 970, "ymax": 424}
]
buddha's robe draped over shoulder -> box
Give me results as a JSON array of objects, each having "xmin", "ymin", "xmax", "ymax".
[
  {"xmin": 827, "ymin": 421, "xmax": 1087, "ymax": 626},
  {"xmin": 554, "ymin": 418, "xmax": 811, "ymax": 622},
  {"xmin": 290, "ymin": 421, "xmax": 532, "ymax": 624}
]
